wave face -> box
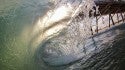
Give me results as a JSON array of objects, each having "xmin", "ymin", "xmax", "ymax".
[
  {"xmin": 0, "ymin": 0, "xmax": 97, "ymax": 69},
  {"xmin": 33, "ymin": 0, "xmax": 96, "ymax": 66},
  {"xmin": 1, "ymin": 0, "xmax": 125, "ymax": 70}
]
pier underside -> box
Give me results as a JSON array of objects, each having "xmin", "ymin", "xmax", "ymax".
[
  {"xmin": 87, "ymin": 0, "xmax": 125, "ymax": 34},
  {"xmin": 95, "ymin": 0, "xmax": 125, "ymax": 16}
]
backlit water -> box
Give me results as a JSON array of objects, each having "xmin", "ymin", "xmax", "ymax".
[{"xmin": 0, "ymin": 0, "xmax": 125, "ymax": 70}]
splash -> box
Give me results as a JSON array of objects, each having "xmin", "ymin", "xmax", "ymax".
[{"xmin": 31, "ymin": 0, "xmax": 97, "ymax": 66}]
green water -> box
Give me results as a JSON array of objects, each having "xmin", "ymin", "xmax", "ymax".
[
  {"xmin": 0, "ymin": 0, "xmax": 50, "ymax": 70},
  {"xmin": 1, "ymin": 0, "xmax": 125, "ymax": 70}
]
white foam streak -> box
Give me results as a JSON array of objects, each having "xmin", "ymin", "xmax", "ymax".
[{"xmin": 31, "ymin": 0, "xmax": 96, "ymax": 66}]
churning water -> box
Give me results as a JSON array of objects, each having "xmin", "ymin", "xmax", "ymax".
[
  {"xmin": 0, "ymin": 0, "xmax": 125, "ymax": 70},
  {"xmin": 28, "ymin": 0, "xmax": 96, "ymax": 67}
]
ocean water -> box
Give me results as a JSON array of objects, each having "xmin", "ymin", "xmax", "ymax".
[{"xmin": 0, "ymin": 0, "xmax": 125, "ymax": 70}]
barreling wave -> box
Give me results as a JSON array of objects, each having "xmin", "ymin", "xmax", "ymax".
[{"xmin": 30, "ymin": 0, "xmax": 97, "ymax": 66}]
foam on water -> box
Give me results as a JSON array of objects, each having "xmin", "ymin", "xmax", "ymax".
[{"xmin": 31, "ymin": 0, "xmax": 97, "ymax": 66}]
